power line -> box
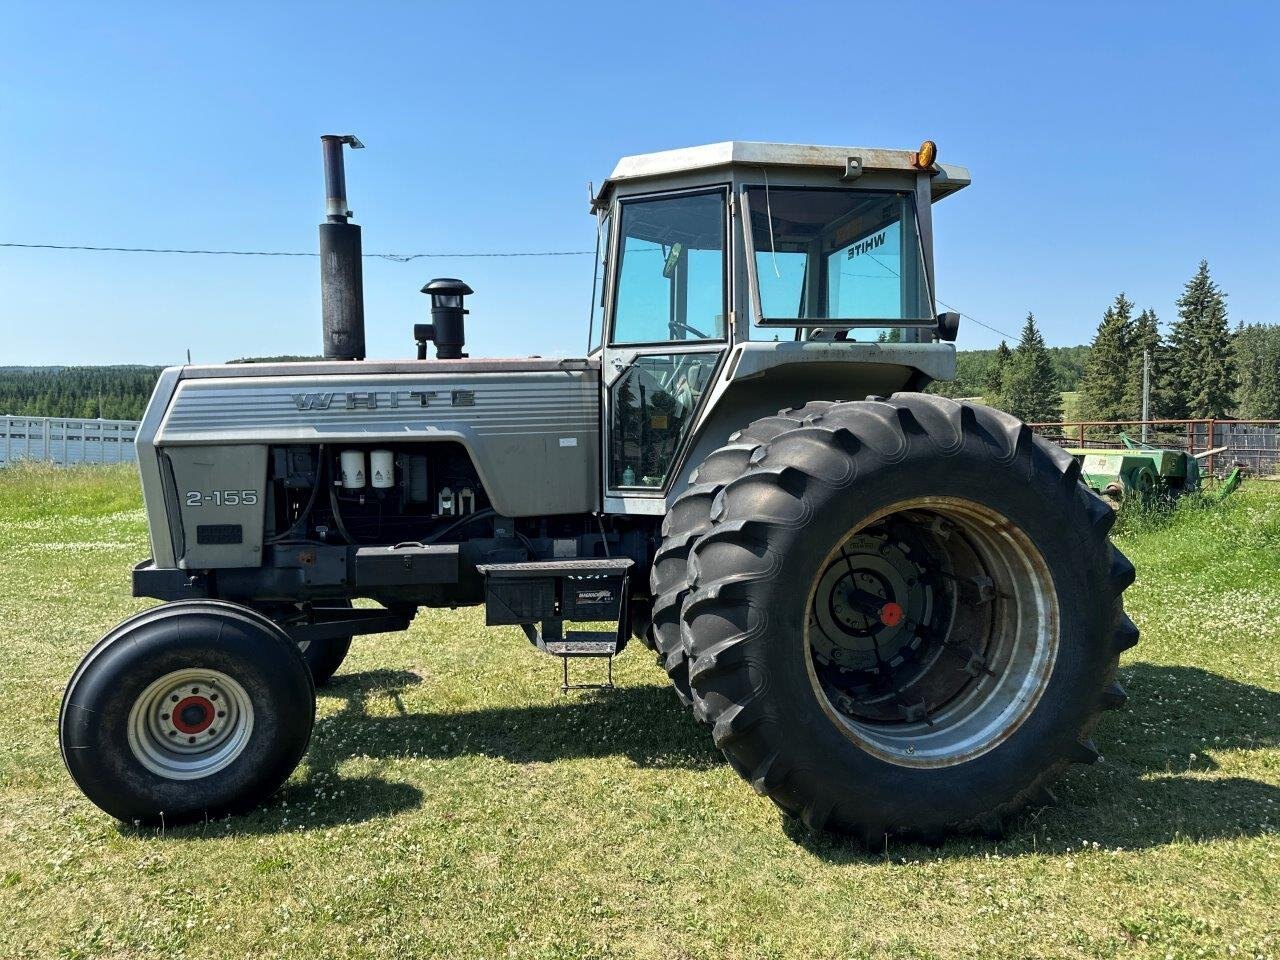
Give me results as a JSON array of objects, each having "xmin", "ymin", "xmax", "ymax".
[
  {"xmin": 3, "ymin": 239, "xmax": 1020, "ymax": 341},
  {"xmin": 860, "ymin": 248, "xmax": 1018, "ymax": 343},
  {"xmin": 933, "ymin": 297, "xmax": 1018, "ymax": 342},
  {"xmin": 0, "ymin": 241, "xmax": 593, "ymax": 260}
]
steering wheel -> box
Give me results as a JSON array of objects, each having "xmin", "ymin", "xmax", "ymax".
[{"xmin": 668, "ymin": 318, "xmax": 710, "ymax": 341}]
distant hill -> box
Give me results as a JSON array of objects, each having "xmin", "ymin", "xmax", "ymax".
[
  {"xmin": 0, "ymin": 366, "xmax": 163, "ymax": 420},
  {"xmin": 1, "ymin": 358, "xmax": 323, "ymax": 420},
  {"xmin": 929, "ymin": 345, "xmax": 1091, "ymax": 399}
]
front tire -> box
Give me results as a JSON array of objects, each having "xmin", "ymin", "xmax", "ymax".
[
  {"xmin": 682, "ymin": 394, "xmax": 1136, "ymax": 843},
  {"xmin": 60, "ymin": 600, "xmax": 315, "ymax": 823}
]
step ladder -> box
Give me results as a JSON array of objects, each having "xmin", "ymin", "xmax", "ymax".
[{"xmin": 476, "ymin": 558, "xmax": 634, "ymax": 692}]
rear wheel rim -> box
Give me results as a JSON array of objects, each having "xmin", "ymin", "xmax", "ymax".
[
  {"xmin": 126, "ymin": 668, "xmax": 255, "ymax": 780},
  {"xmin": 804, "ymin": 496, "xmax": 1059, "ymax": 769}
]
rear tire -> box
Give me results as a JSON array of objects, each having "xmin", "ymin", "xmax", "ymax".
[
  {"xmin": 682, "ymin": 394, "xmax": 1136, "ymax": 843},
  {"xmin": 60, "ymin": 600, "xmax": 315, "ymax": 823},
  {"xmin": 651, "ymin": 402, "xmax": 835, "ymax": 709}
]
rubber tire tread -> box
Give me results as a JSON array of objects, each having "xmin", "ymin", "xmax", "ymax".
[
  {"xmin": 681, "ymin": 393, "xmax": 1136, "ymax": 843},
  {"xmin": 60, "ymin": 600, "xmax": 315, "ymax": 824},
  {"xmin": 649, "ymin": 402, "xmax": 835, "ymax": 709}
]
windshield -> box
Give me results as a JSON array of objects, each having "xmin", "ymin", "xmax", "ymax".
[{"xmin": 744, "ymin": 186, "xmax": 932, "ymax": 341}]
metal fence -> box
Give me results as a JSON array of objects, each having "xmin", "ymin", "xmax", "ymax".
[
  {"xmin": 1029, "ymin": 418, "xmax": 1280, "ymax": 478},
  {"xmin": 1, "ymin": 415, "xmax": 140, "ymax": 466}
]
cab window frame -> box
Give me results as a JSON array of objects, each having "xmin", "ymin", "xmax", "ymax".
[
  {"xmin": 605, "ymin": 350, "xmax": 725, "ymax": 492},
  {"xmin": 740, "ymin": 183, "xmax": 936, "ymax": 337},
  {"xmin": 606, "ymin": 185, "xmax": 731, "ymax": 349},
  {"xmin": 586, "ymin": 207, "xmax": 612, "ymax": 356}
]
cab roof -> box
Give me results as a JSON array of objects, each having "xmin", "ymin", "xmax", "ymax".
[{"xmin": 596, "ymin": 140, "xmax": 971, "ymax": 206}]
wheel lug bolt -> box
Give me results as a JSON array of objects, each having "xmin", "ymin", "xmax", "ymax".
[
  {"xmin": 208, "ymin": 728, "xmax": 217, "ymax": 736},
  {"xmin": 217, "ymin": 710, "xmax": 226, "ymax": 718},
  {"xmin": 171, "ymin": 695, "xmax": 179, "ymax": 703},
  {"xmin": 161, "ymin": 713, "xmax": 170, "ymax": 720},
  {"xmin": 167, "ymin": 730, "xmax": 177, "ymax": 737},
  {"xmin": 191, "ymin": 687, "xmax": 199, "ymax": 694},
  {"xmin": 210, "ymin": 694, "xmax": 219, "ymax": 701},
  {"xmin": 188, "ymin": 736, "xmax": 196, "ymax": 744}
]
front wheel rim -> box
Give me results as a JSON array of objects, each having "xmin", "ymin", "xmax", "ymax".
[
  {"xmin": 804, "ymin": 496, "xmax": 1059, "ymax": 769},
  {"xmin": 126, "ymin": 668, "xmax": 255, "ymax": 780}
]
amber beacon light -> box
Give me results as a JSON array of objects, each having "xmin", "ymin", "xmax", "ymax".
[{"xmin": 915, "ymin": 139, "xmax": 937, "ymax": 169}]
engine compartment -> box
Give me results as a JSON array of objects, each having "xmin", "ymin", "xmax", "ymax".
[
  {"xmin": 141, "ymin": 438, "xmax": 656, "ymax": 610},
  {"xmin": 267, "ymin": 441, "xmax": 493, "ymax": 547}
]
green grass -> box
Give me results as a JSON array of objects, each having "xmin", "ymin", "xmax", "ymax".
[
  {"xmin": 1, "ymin": 463, "xmax": 1277, "ymax": 960},
  {"xmin": 1060, "ymin": 390, "xmax": 1083, "ymax": 422}
]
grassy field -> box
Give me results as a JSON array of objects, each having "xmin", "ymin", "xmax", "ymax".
[
  {"xmin": 1060, "ymin": 390, "xmax": 1083, "ymax": 422},
  {"xmin": 0, "ymin": 462, "xmax": 1277, "ymax": 960}
]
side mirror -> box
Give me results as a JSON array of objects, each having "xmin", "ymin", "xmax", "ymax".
[{"xmin": 935, "ymin": 311, "xmax": 961, "ymax": 342}]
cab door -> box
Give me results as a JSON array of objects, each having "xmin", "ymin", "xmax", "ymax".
[{"xmin": 601, "ymin": 187, "xmax": 730, "ymax": 513}]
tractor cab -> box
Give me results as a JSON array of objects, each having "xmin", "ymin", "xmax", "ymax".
[{"xmin": 585, "ymin": 141, "xmax": 970, "ymax": 511}]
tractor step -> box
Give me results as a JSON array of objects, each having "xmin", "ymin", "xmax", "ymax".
[
  {"xmin": 547, "ymin": 632, "xmax": 617, "ymax": 692},
  {"xmin": 543, "ymin": 631, "xmax": 618, "ymax": 658},
  {"xmin": 476, "ymin": 558, "xmax": 633, "ymax": 625},
  {"xmin": 518, "ymin": 623, "xmax": 619, "ymax": 692},
  {"xmin": 478, "ymin": 559, "xmax": 633, "ymax": 693}
]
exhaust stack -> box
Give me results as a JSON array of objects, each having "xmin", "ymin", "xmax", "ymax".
[{"xmin": 319, "ymin": 134, "xmax": 366, "ymax": 361}]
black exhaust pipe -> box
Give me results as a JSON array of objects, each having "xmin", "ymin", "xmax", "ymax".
[{"xmin": 319, "ymin": 134, "xmax": 366, "ymax": 361}]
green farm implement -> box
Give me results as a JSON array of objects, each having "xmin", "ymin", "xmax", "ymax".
[{"xmin": 1069, "ymin": 434, "xmax": 1241, "ymax": 507}]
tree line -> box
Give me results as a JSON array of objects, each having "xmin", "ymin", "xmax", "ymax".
[
  {"xmin": 0, "ymin": 366, "xmax": 163, "ymax": 421},
  {"xmin": 941, "ymin": 260, "xmax": 1279, "ymax": 424},
  {"xmin": 931, "ymin": 344, "xmax": 1090, "ymax": 402},
  {"xmin": 0, "ymin": 357, "xmax": 315, "ymax": 421},
  {"xmin": 1076, "ymin": 260, "xmax": 1280, "ymax": 421}
]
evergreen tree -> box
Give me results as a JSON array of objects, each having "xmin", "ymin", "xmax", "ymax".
[
  {"xmin": 1079, "ymin": 293, "xmax": 1133, "ymax": 422},
  {"xmin": 1125, "ymin": 308, "xmax": 1165, "ymax": 420},
  {"xmin": 1235, "ymin": 322, "xmax": 1280, "ymax": 419},
  {"xmin": 985, "ymin": 341, "xmax": 1011, "ymax": 406},
  {"xmin": 1001, "ymin": 313, "xmax": 1062, "ymax": 423},
  {"xmin": 1167, "ymin": 261, "xmax": 1236, "ymax": 419},
  {"xmin": 1253, "ymin": 337, "xmax": 1280, "ymax": 420},
  {"xmin": 1233, "ymin": 322, "xmax": 1280, "ymax": 419}
]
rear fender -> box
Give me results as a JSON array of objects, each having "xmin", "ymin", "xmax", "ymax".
[{"xmin": 674, "ymin": 341, "xmax": 955, "ymax": 498}]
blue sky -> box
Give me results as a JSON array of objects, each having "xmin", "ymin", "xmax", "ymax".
[{"xmin": 1, "ymin": 1, "xmax": 1276, "ymax": 365}]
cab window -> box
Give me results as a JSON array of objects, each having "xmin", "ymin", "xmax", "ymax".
[
  {"xmin": 745, "ymin": 187, "xmax": 931, "ymax": 342},
  {"xmin": 608, "ymin": 353, "xmax": 720, "ymax": 489},
  {"xmin": 611, "ymin": 191, "xmax": 726, "ymax": 345}
]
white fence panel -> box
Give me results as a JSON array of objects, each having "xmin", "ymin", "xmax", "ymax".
[{"xmin": 1, "ymin": 415, "xmax": 140, "ymax": 466}]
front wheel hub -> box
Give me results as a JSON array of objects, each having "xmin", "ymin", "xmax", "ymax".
[{"xmin": 127, "ymin": 668, "xmax": 255, "ymax": 780}]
